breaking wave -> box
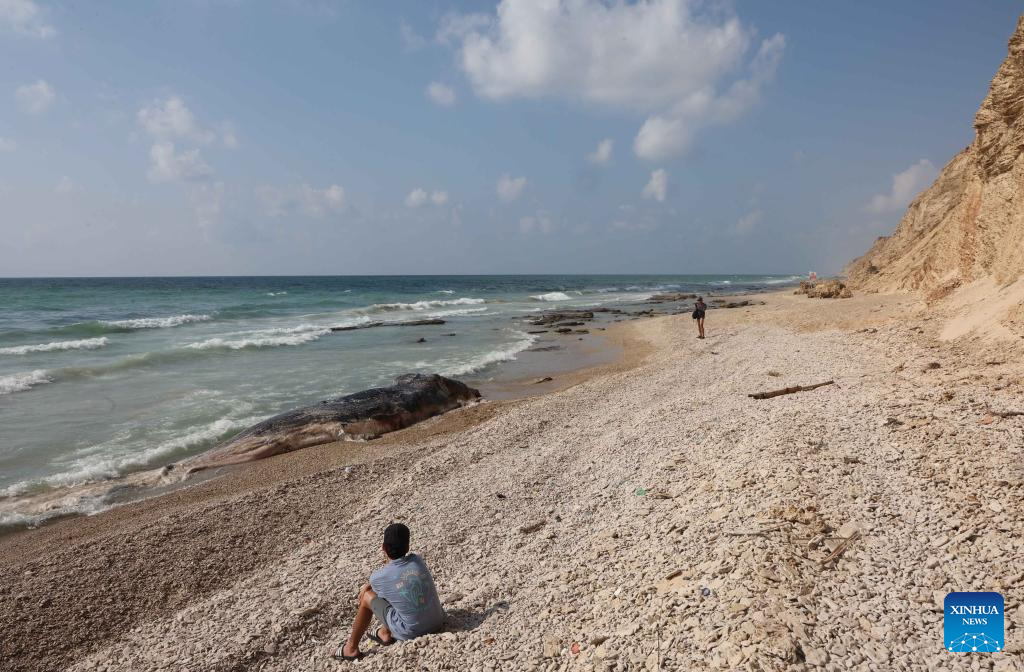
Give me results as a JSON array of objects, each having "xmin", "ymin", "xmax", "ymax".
[
  {"xmin": 363, "ymin": 298, "xmax": 486, "ymax": 313},
  {"xmin": 442, "ymin": 332, "xmax": 537, "ymax": 377},
  {"xmin": 0, "ymin": 370, "xmax": 52, "ymax": 396},
  {"xmin": 185, "ymin": 324, "xmax": 330, "ymax": 351},
  {"xmin": 0, "ymin": 337, "xmax": 109, "ymax": 356},
  {"xmin": 101, "ymin": 314, "xmax": 212, "ymax": 330},
  {"xmin": 530, "ymin": 292, "xmax": 572, "ymax": 302}
]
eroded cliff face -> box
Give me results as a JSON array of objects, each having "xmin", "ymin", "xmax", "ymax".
[{"xmin": 847, "ymin": 16, "xmax": 1024, "ymax": 296}]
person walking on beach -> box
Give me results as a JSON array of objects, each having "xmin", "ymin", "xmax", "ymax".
[
  {"xmin": 692, "ymin": 296, "xmax": 707, "ymax": 339},
  {"xmin": 335, "ymin": 523, "xmax": 445, "ymax": 661}
]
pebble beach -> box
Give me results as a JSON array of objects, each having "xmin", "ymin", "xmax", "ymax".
[{"xmin": 1, "ymin": 290, "xmax": 1022, "ymax": 671}]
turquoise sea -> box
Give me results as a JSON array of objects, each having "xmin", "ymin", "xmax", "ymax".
[{"xmin": 0, "ymin": 274, "xmax": 800, "ymax": 525}]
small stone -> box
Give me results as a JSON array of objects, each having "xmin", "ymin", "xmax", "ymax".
[{"xmin": 802, "ymin": 645, "xmax": 828, "ymax": 666}]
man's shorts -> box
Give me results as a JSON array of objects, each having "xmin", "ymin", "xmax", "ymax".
[{"xmin": 370, "ymin": 596, "xmax": 393, "ymax": 625}]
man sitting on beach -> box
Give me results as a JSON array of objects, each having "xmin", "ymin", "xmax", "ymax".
[{"xmin": 335, "ymin": 523, "xmax": 445, "ymax": 661}]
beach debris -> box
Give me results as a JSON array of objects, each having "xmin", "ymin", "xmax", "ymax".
[
  {"xmin": 532, "ymin": 377, "xmax": 553, "ymax": 384},
  {"xmin": 821, "ymin": 530, "xmax": 861, "ymax": 567},
  {"xmin": 748, "ymin": 380, "xmax": 835, "ymax": 400},
  {"xmin": 416, "ymin": 337, "xmax": 427, "ymax": 343},
  {"xmin": 923, "ymin": 362, "xmax": 941, "ymax": 370},
  {"xmin": 987, "ymin": 409, "xmax": 1024, "ymax": 418},
  {"xmin": 633, "ymin": 487, "xmax": 649, "ymax": 496},
  {"xmin": 767, "ymin": 370, "xmax": 781, "ymax": 377}
]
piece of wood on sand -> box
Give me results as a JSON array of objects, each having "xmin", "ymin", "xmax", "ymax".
[{"xmin": 748, "ymin": 380, "xmax": 835, "ymax": 400}]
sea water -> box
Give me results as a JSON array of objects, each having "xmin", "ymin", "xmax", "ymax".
[{"xmin": 0, "ymin": 274, "xmax": 799, "ymax": 525}]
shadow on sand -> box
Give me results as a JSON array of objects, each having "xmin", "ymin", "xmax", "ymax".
[{"xmin": 443, "ymin": 601, "xmax": 510, "ymax": 633}]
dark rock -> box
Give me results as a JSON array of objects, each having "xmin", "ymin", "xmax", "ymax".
[
  {"xmin": 398, "ymin": 319, "xmax": 446, "ymax": 327},
  {"xmin": 416, "ymin": 337, "xmax": 427, "ymax": 343},
  {"xmin": 331, "ymin": 318, "xmax": 445, "ymax": 332},
  {"xmin": 648, "ymin": 292, "xmax": 697, "ymax": 303},
  {"xmin": 176, "ymin": 374, "xmax": 480, "ymax": 473},
  {"xmin": 529, "ymin": 310, "xmax": 595, "ymax": 326}
]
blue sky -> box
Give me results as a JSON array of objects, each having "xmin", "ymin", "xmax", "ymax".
[{"xmin": 0, "ymin": 0, "xmax": 1019, "ymax": 277}]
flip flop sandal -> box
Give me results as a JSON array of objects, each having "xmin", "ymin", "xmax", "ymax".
[
  {"xmin": 332, "ymin": 645, "xmax": 365, "ymax": 661},
  {"xmin": 366, "ymin": 628, "xmax": 395, "ymax": 647}
]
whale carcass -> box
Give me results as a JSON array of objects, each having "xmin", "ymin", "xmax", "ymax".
[{"xmin": 177, "ymin": 373, "xmax": 480, "ymax": 473}]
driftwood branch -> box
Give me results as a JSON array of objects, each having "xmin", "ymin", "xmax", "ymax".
[
  {"xmin": 988, "ymin": 409, "xmax": 1024, "ymax": 418},
  {"xmin": 821, "ymin": 530, "xmax": 861, "ymax": 566},
  {"xmin": 748, "ymin": 380, "xmax": 835, "ymax": 400}
]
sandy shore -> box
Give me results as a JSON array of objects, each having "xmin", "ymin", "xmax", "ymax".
[{"xmin": 2, "ymin": 291, "xmax": 1022, "ymax": 671}]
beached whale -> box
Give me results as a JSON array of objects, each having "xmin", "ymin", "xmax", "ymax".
[{"xmin": 177, "ymin": 373, "xmax": 480, "ymax": 474}]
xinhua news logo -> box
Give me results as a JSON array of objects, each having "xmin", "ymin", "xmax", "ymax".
[{"xmin": 944, "ymin": 592, "xmax": 1004, "ymax": 653}]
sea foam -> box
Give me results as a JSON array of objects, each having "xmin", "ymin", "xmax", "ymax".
[
  {"xmin": 0, "ymin": 370, "xmax": 52, "ymax": 396},
  {"xmin": 102, "ymin": 314, "xmax": 212, "ymax": 329},
  {"xmin": 530, "ymin": 292, "xmax": 572, "ymax": 302},
  {"xmin": 365, "ymin": 297, "xmax": 485, "ymax": 313},
  {"xmin": 443, "ymin": 331, "xmax": 537, "ymax": 376},
  {"xmin": 185, "ymin": 324, "xmax": 330, "ymax": 350}
]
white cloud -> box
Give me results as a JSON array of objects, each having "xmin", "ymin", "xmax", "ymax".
[
  {"xmin": 519, "ymin": 210, "xmax": 553, "ymax": 235},
  {"xmin": 137, "ymin": 96, "xmax": 216, "ymax": 144},
  {"xmin": 54, "ymin": 176, "xmax": 84, "ymax": 195},
  {"xmin": 406, "ymin": 188, "xmax": 429, "ymax": 208},
  {"xmin": 15, "ymin": 79, "xmax": 55, "ymax": 114},
  {"xmin": 426, "ymin": 82, "xmax": 456, "ymax": 107},
  {"xmin": 406, "ymin": 188, "xmax": 449, "ymax": 207},
  {"xmin": 633, "ymin": 33, "xmax": 785, "ymax": 159},
  {"xmin": 642, "ymin": 169, "xmax": 667, "ymax": 203},
  {"xmin": 864, "ymin": 159, "xmax": 938, "ymax": 214},
  {"xmin": 0, "ymin": 137, "xmax": 15, "ymax": 152},
  {"xmin": 442, "ymin": 0, "xmax": 785, "ymax": 160},
  {"xmin": 256, "ymin": 183, "xmax": 346, "ymax": 218},
  {"xmin": 147, "ymin": 142, "xmax": 213, "ymax": 183},
  {"xmin": 587, "ymin": 138, "xmax": 613, "ymax": 165},
  {"xmin": 0, "ymin": 0, "xmax": 55, "ymax": 39},
  {"xmin": 735, "ymin": 209, "xmax": 763, "ymax": 236},
  {"xmin": 496, "ymin": 173, "xmax": 526, "ymax": 202}
]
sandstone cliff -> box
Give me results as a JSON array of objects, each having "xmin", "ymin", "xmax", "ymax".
[{"xmin": 847, "ymin": 16, "xmax": 1024, "ymax": 299}]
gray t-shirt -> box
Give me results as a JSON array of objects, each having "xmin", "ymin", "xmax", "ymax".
[{"xmin": 369, "ymin": 553, "xmax": 445, "ymax": 640}]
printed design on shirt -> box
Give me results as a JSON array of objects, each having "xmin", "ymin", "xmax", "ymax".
[{"xmin": 396, "ymin": 569, "xmax": 431, "ymax": 613}]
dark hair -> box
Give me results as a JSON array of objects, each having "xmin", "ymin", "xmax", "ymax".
[{"xmin": 383, "ymin": 523, "xmax": 410, "ymax": 559}]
